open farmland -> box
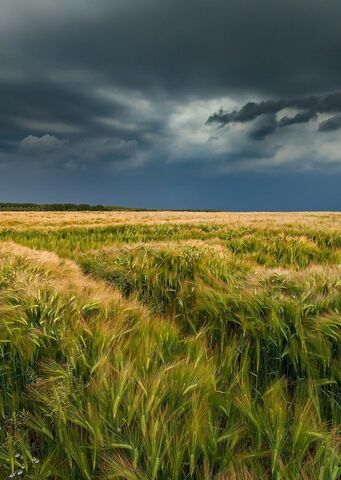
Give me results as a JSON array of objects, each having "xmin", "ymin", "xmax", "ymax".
[{"xmin": 0, "ymin": 212, "xmax": 341, "ymax": 479}]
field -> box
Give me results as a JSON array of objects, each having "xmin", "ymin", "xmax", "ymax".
[{"xmin": 0, "ymin": 211, "xmax": 341, "ymax": 479}]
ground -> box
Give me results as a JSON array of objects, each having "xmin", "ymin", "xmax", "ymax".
[{"xmin": 0, "ymin": 212, "xmax": 340, "ymax": 479}]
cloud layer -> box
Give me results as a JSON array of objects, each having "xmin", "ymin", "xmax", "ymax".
[
  {"xmin": 0, "ymin": 0, "xmax": 341, "ymax": 207},
  {"xmin": 207, "ymin": 92, "xmax": 341, "ymax": 135}
]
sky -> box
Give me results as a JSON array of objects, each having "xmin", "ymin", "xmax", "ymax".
[{"xmin": 1, "ymin": 0, "xmax": 341, "ymax": 210}]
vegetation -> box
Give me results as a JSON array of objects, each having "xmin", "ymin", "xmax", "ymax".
[
  {"xmin": 0, "ymin": 213, "xmax": 340, "ymax": 479},
  {"xmin": 0, "ymin": 203, "xmax": 143, "ymax": 212}
]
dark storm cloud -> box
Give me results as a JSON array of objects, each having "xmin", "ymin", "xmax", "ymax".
[
  {"xmin": 0, "ymin": 0, "xmax": 341, "ymax": 207},
  {"xmin": 0, "ymin": 76, "xmax": 160, "ymax": 168},
  {"xmin": 207, "ymin": 92, "xmax": 341, "ymax": 138},
  {"xmin": 2, "ymin": 1, "xmax": 341, "ymax": 138},
  {"xmin": 318, "ymin": 114, "xmax": 341, "ymax": 132},
  {"xmin": 3, "ymin": 0, "xmax": 341, "ymax": 97},
  {"xmin": 278, "ymin": 111, "xmax": 317, "ymax": 127},
  {"xmin": 0, "ymin": 78, "xmax": 160, "ymax": 140},
  {"xmin": 0, "ymin": 79, "xmax": 112, "ymax": 141},
  {"xmin": 207, "ymin": 93, "xmax": 341, "ymax": 125},
  {"xmin": 248, "ymin": 114, "xmax": 277, "ymax": 140}
]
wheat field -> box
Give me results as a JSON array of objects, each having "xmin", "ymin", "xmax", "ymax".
[{"xmin": 0, "ymin": 212, "xmax": 340, "ymax": 479}]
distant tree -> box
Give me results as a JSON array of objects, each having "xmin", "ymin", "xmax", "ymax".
[{"xmin": 0, "ymin": 203, "xmax": 145, "ymax": 212}]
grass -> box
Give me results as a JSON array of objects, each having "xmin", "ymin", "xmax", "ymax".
[{"xmin": 0, "ymin": 212, "xmax": 340, "ymax": 479}]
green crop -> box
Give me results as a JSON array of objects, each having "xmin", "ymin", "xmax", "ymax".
[{"xmin": 0, "ymin": 218, "xmax": 340, "ymax": 479}]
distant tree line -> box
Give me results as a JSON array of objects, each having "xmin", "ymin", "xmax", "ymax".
[{"xmin": 0, "ymin": 203, "xmax": 145, "ymax": 212}]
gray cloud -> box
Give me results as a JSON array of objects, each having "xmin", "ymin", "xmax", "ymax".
[
  {"xmin": 278, "ymin": 110, "xmax": 318, "ymax": 127},
  {"xmin": 0, "ymin": 0, "xmax": 341, "ymax": 207},
  {"xmin": 208, "ymin": 93, "xmax": 341, "ymax": 124},
  {"xmin": 248, "ymin": 114, "xmax": 277, "ymax": 140},
  {"xmin": 318, "ymin": 114, "xmax": 341, "ymax": 132},
  {"xmin": 16, "ymin": 134, "xmax": 141, "ymax": 170},
  {"xmin": 3, "ymin": 0, "xmax": 341, "ymax": 98},
  {"xmin": 19, "ymin": 134, "xmax": 65, "ymax": 153},
  {"xmin": 207, "ymin": 92, "xmax": 341, "ymax": 139}
]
